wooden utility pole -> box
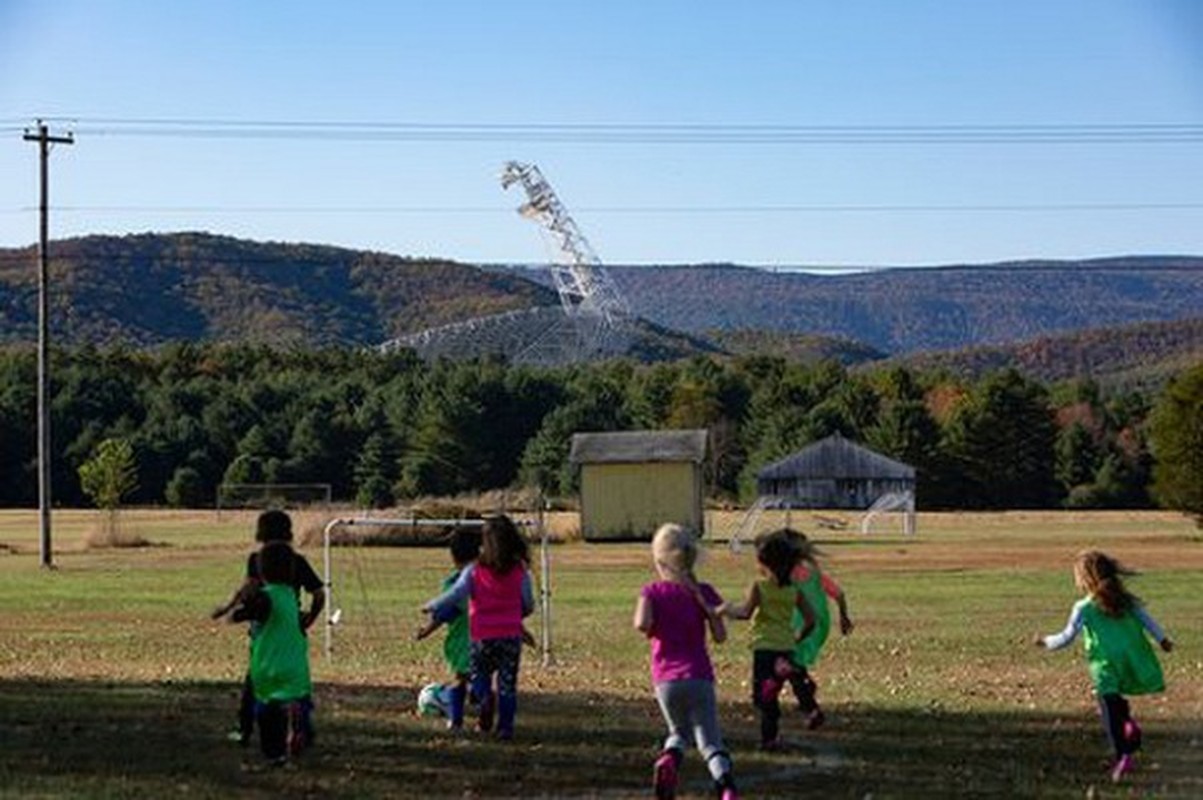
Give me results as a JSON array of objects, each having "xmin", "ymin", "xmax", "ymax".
[{"xmin": 22, "ymin": 121, "xmax": 73, "ymax": 568}]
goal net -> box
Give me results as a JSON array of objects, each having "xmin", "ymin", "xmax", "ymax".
[{"xmin": 317, "ymin": 513, "xmax": 556, "ymax": 680}]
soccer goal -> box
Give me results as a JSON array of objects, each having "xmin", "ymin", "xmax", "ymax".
[
  {"xmin": 859, "ymin": 490, "xmax": 917, "ymax": 535},
  {"xmin": 320, "ymin": 513, "xmax": 555, "ymax": 668}
]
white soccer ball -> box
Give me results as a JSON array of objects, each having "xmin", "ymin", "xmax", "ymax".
[{"xmin": 417, "ymin": 682, "xmax": 451, "ymax": 718}]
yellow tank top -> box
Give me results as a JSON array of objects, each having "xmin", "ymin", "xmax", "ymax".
[{"xmin": 750, "ymin": 578, "xmax": 796, "ymax": 651}]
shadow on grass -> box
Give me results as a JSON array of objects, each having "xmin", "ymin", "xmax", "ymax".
[{"xmin": 0, "ymin": 678, "xmax": 1199, "ymax": 799}]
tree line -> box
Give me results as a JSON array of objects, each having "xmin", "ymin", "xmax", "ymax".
[{"xmin": 0, "ymin": 343, "xmax": 1198, "ymax": 518}]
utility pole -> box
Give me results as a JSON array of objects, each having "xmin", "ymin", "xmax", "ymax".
[{"xmin": 23, "ymin": 121, "xmax": 73, "ymax": 569}]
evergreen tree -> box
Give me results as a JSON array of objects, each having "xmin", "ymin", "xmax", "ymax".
[{"xmin": 1148, "ymin": 364, "xmax": 1203, "ymax": 522}]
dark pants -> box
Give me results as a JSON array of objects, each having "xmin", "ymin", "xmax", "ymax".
[
  {"xmin": 257, "ymin": 698, "xmax": 313, "ymax": 761},
  {"xmin": 752, "ymin": 650, "xmax": 817, "ymax": 743},
  {"xmin": 471, "ymin": 637, "xmax": 522, "ymax": 736},
  {"xmin": 238, "ymin": 672, "xmax": 255, "ymax": 740},
  {"xmin": 1099, "ymin": 693, "xmax": 1138, "ymax": 758}
]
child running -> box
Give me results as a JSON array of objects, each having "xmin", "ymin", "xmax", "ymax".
[
  {"xmin": 634, "ymin": 523, "xmax": 739, "ymax": 800},
  {"xmin": 424, "ymin": 515, "xmax": 534, "ymax": 740},
  {"xmin": 1035, "ymin": 550, "xmax": 1174, "ymax": 783},
  {"xmin": 720, "ymin": 530, "xmax": 817, "ymax": 751},
  {"xmin": 784, "ymin": 528, "xmax": 854, "ymax": 729},
  {"xmin": 415, "ymin": 525, "xmax": 482, "ymax": 730},
  {"xmin": 212, "ymin": 509, "xmax": 325, "ymax": 746},
  {"xmin": 229, "ymin": 541, "xmax": 315, "ymax": 765}
]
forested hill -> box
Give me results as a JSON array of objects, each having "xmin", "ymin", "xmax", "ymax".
[
  {"xmin": 2, "ymin": 233, "xmax": 1202, "ymax": 361},
  {"xmin": 891, "ymin": 316, "xmax": 1203, "ymax": 389},
  {"xmin": 0, "ymin": 232, "xmax": 556, "ymax": 346},
  {"xmin": 604, "ymin": 259, "xmax": 1203, "ymax": 353}
]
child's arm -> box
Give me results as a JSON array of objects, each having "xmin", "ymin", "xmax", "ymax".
[
  {"xmin": 1133, "ymin": 605, "xmax": 1174, "ymax": 652},
  {"xmin": 794, "ymin": 589, "xmax": 817, "ymax": 643},
  {"xmin": 211, "ymin": 577, "xmax": 258, "ymax": 620},
  {"xmin": 521, "ymin": 625, "xmax": 537, "ymax": 648},
  {"xmin": 633, "ymin": 594, "xmax": 654, "ymax": 635},
  {"xmin": 520, "ymin": 570, "xmax": 535, "ymax": 619},
  {"xmin": 1034, "ymin": 602, "xmax": 1084, "ymax": 650},
  {"xmin": 414, "ymin": 611, "xmax": 444, "ymax": 641},
  {"xmin": 230, "ymin": 589, "xmax": 271, "ymax": 624},
  {"xmin": 822, "ymin": 573, "xmax": 854, "ymax": 635},
  {"xmin": 424, "ymin": 565, "xmax": 474, "ymax": 619},
  {"xmin": 719, "ymin": 583, "xmax": 760, "ymax": 621}
]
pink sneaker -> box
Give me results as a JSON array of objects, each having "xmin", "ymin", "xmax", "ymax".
[
  {"xmin": 1110, "ymin": 753, "xmax": 1135, "ymax": 783},
  {"xmin": 720, "ymin": 788, "xmax": 741, "ymax": 800},
  {"xmin": 1123, "ymin": 718, "xmax": 1142, "ymax": 750},
  {"xmin": 652, "ymin": 752, "xmax": 678, "ymax": 800}
]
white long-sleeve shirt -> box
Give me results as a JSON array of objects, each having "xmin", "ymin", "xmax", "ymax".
[{"xmin": 1042, "ymin": 599, "xmax": 1166, "ymax": 651}]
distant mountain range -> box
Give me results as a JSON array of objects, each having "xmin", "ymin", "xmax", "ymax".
[{"xmin": 1, "ymin": 232, "xmax": 1200, "ymax": 385}]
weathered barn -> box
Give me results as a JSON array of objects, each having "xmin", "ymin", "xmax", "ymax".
[
  {"xmin": 757, "ymin": 434, "xmax": 915, "ymax": 510},
  {"xmin": 569, "ymin": 429, "xmax": 708, "ymax": 541}
]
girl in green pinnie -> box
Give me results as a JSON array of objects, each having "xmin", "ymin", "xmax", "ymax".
[
  {"xmin": 416, "ymin": 526, "xmax": 482, "ymax": 730},
  {"xmin": 784, "ymin": 529, "xmax": 853, "ymax": 730},
  {"xmin": 1035, "ymin": 550, "xmax": 1173, "ymax": 784}
]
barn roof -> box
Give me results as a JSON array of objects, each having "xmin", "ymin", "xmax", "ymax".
[
  {"xmin": 570, "ymin": 429, "xmax": 708, "ymax": 465},
  {"xmin": 758, "ymin": 434, "xmax": 915, "ymax": 480}
]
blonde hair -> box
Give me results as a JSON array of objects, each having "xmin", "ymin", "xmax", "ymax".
[
  {"xmin": 652, "ymin": 523, "xmax": 699, "ymax": 580},
  {"xmin": 1073, "ymin": 550, "xmax": 1137, "ymax": 617}
]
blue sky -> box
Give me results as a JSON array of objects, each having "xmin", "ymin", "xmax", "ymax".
[{"xmin": 1, "ymin": 1, "xmax": 1201, "ymax": 267}]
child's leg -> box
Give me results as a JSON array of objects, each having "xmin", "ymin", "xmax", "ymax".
[
  {"xmin": 652, "ymin": 681, "xmax": 691, "ymax": 799},
  {"xmin": 448, "ymin": 672, "xmax": 469, "ymax": 729},
  {"xmin": 494, "ymin": 637, "xmax": 523, "ymax": 738},
  {"xmin": 470, "ymin": 640, "xmax": 498, "ymax": 732},
  {"xmin": 787, "ymin": 664, "xmax": 824, "ymax": 729},
  {"xmin": 752, "ymin": 650, "xmax": 784, "ymax": 746},
  {"xmin": 1098, "ymin": 694, "xmax": 1135, "ymax": 757},
  {"xmin": 257, "ymin": 701, "xmax": 288, "ymax": 762},
  {"xmin": 237, "ymin": 671, "xmax": 255, "ymax": 741},
  {"xmin": 687, "ymin": 679, "xmax": 736, "ymax": 794}
]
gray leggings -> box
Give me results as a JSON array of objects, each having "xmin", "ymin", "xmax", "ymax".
[{"xmin": 654, "ymin": 679, "xmax": 731, "ymax": 779}]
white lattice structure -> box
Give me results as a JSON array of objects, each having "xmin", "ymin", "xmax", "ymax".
[{"xmin": 379, "ymin": 163, "xmax": 631, "ymax": 365}]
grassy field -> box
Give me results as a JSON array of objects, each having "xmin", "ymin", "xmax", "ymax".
[{"xmin": 0, "ymin": 509, "xmax": 1200, "ymax": 798}]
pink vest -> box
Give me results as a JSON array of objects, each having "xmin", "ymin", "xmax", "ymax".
[{"xmin": 469, "ymin": 564, "xmax": 526, "ymax": 641}]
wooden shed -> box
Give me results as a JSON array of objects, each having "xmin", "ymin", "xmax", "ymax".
[
  {"xmin": 569, "ymin": 429, "xmax": 708, "ymax": 542},
  {"xmin": 757, "ymin": 434, "xmax": 915, "ymax": 510}
]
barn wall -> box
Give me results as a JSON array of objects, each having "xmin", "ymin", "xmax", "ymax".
[{"xmin": 580, "ymin": 462, "xmax": 701, "ymax": 540}]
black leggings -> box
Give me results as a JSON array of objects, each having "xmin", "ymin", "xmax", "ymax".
[
  {"xmin": 751, "ymin": 650, "xmax": 817, "ymax": 743},
  {"xmin": 1098, "ymin": 694, "xmax": 1138, "ymax": 758}
]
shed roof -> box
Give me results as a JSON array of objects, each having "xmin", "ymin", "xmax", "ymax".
[
  {"xmin": 758, "ymin": 434, "xmax": 915, "ymax": 480},
  {"xmin": 570, "ymin": 429, "xmax": 708, "ymax": 465}
]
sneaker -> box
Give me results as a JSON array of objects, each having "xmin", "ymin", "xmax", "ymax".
[
  {"xmin": 477, "ymin": 691, "xmax": 495, "ymax": 733},
  {"xmin": 652, "ymin": 752, "xmax": 678, "ymax": 800},
  {"xmin": 805, "ymin": 709, "xmax": 826, "ymax": 730},
  {"xmin": 719, "ymin": 789, "xmax": 740, "ymax": 800},
  {"xmin": 1110, "ymin": 753, "xmax": 1135, "ymax": 783},
  {"xmin": 226, "ymin": 730, "xmax": 249, "ymax": 746},
  {"xmin": 1123, "ymin": 718, "xmax": 1142, "ymax": 750}
]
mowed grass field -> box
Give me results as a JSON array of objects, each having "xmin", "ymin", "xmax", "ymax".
[{"xmin": 0, "ymin": 509, "xmax": 1200, "ymax": 799}]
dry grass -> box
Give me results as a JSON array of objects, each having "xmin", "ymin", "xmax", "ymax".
[{"xmin": 0, "ymin": 508, "xmax": 1200, "ymax": 798}]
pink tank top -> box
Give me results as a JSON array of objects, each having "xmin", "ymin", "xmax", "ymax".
[{"xmin": 470, "ymin": 563, "xmax": 527, "ymax": 641}]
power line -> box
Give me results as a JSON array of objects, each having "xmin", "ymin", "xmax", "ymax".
[
  {"xmin": 4, "ymin": 201, "xmax": 1203, "ymax": 215},
  {"xmin": 22, "ymin": 116, "xmax": 1203, "ymax": 144}
]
